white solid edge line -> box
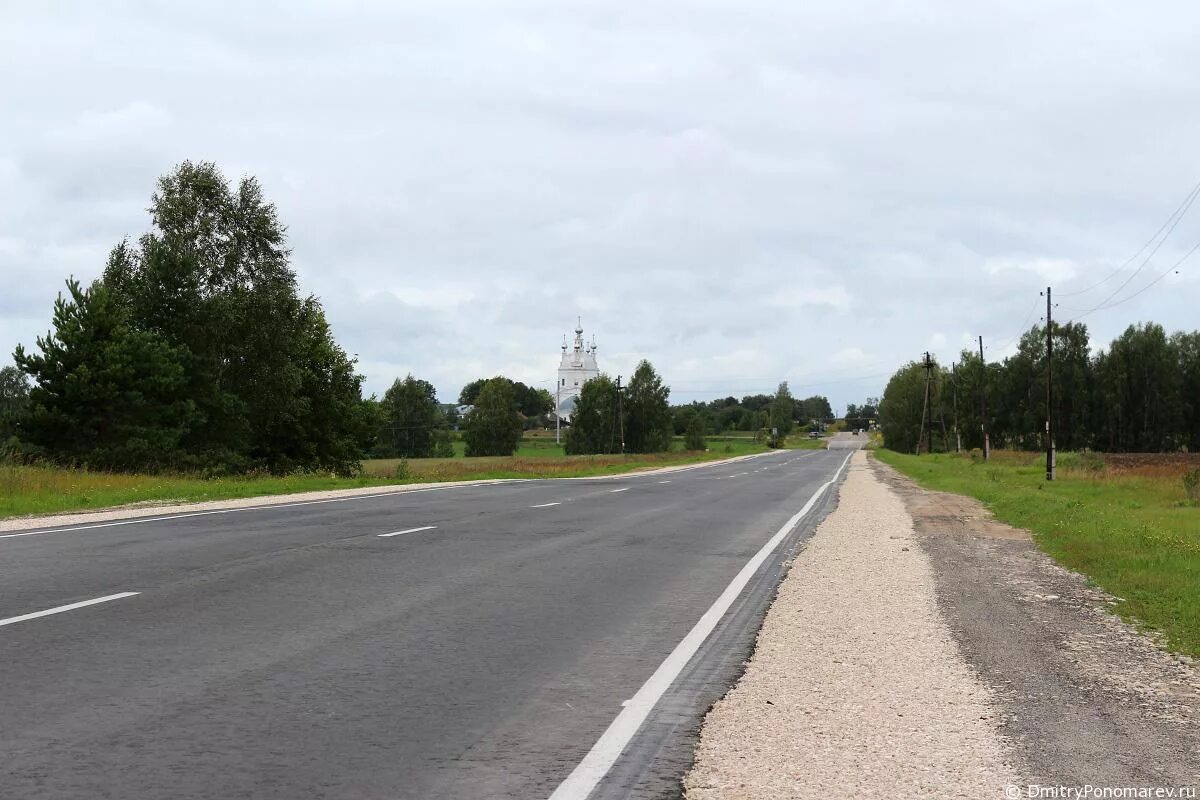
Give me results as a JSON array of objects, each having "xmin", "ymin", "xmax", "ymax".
[
  {"xmin": 378, "ymin": 525, "xmax": 437, "ymax": 538},
  {"xmin": 609, "ymin": 488, "xmax": 630, "ymax": 493},
  {"xmin": 547, "ymin": 450, "xmax": 854, "ymax": 800},
  {"xmin": 531, "ymin": 502, "xmax": 561, "ymax": 508},
  {"xmin": 0, "ymin": 592, "xmax": 140, "ymax": 628},
  {"xmin": 0, "ymin": 483, "xmax": 488, "ymax": 541}
]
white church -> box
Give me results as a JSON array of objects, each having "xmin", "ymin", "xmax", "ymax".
[{"xmin": 555, "ymin": 319, "xmax": 600, "ymax": 422}]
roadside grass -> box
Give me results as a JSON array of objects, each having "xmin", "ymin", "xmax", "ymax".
[
  {"xmin": 0, "ymin": 434, "xmax": 773, "ymax": 520},
  {"xmin": 875, "ymin": 449, "xmax": 1200, "ymax": 658}
]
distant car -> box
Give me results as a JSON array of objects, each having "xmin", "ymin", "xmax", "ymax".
[
  {"xmin": 852, "ymin": 429, "xmax": 859, "ymax": 436},
  {"xmin": 808, "ymin": 431, "xmax": 820, "ymax": 439}
]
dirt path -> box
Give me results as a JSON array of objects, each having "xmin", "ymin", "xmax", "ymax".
[{"xmin": 684, "ymin": 451, "xmax": 1016, "ymax": 799}]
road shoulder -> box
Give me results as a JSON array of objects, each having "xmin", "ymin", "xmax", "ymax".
[
  {"xmin": 684, "ymin": 450, "xmax": 1015, "ymax": 799},
  {"xmin": 872, "ymin": 455, "xmax": 1200, "ymax": 789}
]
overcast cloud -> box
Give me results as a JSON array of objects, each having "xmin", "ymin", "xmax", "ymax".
[{"xmin": 3, "ymin": 1, "xmax": 1199, "ymax": 413}]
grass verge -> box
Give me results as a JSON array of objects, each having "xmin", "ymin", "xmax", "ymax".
[
  {"xmin": 874, "ymin": 449, "xmax": 1200, "ymax": 658},
  {"xmin": 1, "ymin": 436, "xmax": 773, "ymax": 520}
]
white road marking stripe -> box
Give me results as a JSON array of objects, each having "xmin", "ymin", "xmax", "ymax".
[
  {"xmin": 0, "ymin": 592, "xmax": 140, "ymax": 628},
  {"xmin": 378, "ymin": 526, "xmax": 437, "ymax": 538},
  {"xmin": 547, "ymin": 450, "xmax": 853, "ymax": 800},
  {"xmin": 657, "ymin": 480, "xmax": 671, "ymax": 484},
  {"xmin": 531, "ymin": 502, "xmax": 561, "ymax": 508},
  {"xmin": 609, "ymin": 488, "xmax": 630, "ymax": 493},
  {"xmin": 0, "ymin": 483, "xmax": 491, "ymax": 541}
]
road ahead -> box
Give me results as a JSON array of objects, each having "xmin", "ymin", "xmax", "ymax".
[{"xmin": 1, "ymin": 441, "xmax": 858, "ymax": 799}]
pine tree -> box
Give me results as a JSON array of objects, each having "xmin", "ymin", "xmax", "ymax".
[{"xmin": 14, "ymin": 279, "xmax": 196, "ymax": 470}]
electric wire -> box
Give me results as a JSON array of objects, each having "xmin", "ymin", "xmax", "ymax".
[{"xmin": 1057, "ymin": 177, "xmax": 1200, "ymax": 298}]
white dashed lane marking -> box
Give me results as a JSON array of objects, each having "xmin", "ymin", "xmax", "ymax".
[{"xmin": 378, "ymin": 526, "xmax": 437, "ymax": 538}]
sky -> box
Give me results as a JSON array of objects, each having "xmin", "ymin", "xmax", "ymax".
[{"xmin": 3, "ymin": 1, "xmax": 1199, "ymax": 415}]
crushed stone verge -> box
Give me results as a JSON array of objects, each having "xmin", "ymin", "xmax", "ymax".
[{"xmin": 684, "ymin": 450, "xmax": 1016, "ymax": 799}]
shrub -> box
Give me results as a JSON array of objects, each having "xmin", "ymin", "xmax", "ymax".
[
  {"xmin": 393, "ymin": 459, "xmax": 410, "ymax": 480},
  {"xmin": 1183, "ymin": 468, "xmax": 1200, "ymax": 502}
]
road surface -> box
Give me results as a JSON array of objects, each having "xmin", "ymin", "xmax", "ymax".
[{"xmin": 1, "ymin": 440, "xmax": 859, "ymax": 799}]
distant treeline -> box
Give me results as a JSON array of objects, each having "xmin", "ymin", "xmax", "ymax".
[
  {"xmin": 880, "ymin": 321, "xmax": 1200, "ymax": 454},
  {"xmin": 670, "ymin": 389, "xmax": 834, "ymax": 435}
]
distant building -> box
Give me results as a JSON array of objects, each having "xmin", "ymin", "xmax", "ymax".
[{"xmin": 555, "ymin": 319, "xmax": 599, "ymax": 422}]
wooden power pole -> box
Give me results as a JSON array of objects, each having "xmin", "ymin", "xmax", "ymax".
[
  {"xmin": 1043, "ymin": 286, "xmax": 1055, "ymax": 481},
  {"xmin": 978, "ymin": 335, "xmax": 990, "ymax": 461},
  {"xmin": 918, "ymin": 351, "xmax": 933, "ymax": 455},
  {"xmin": 952, "ymin": 362, "xmax": 961, "ymax": 453}
]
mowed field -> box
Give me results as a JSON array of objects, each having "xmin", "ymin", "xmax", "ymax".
[
  {"xmin": 0, "ymin": 431, "xmax": 825, "ymax": 520},
  {"xmin": 877, "ymin": 449, "xmax": 1200, "ymax": 657}
]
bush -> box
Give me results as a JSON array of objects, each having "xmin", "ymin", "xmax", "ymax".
[
  {"xmin": 1184, "ymin": 469, "xmax": 1200, "ymax": 502},
  {"xmin": 464, "ymin": 378, "xmax": 523, "ymax": 457},
  {"xmin": 393, "ymin": 459, "xmax": 410, "ymax": 480}
]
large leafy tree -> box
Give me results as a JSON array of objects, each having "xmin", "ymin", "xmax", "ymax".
[
  {"xmin": 1091, "ymin": 323, "xmax": 1180, "ymax": 452},
  {"xmin": 564, "ymin": 375, "xmax": 619, "ymax": 455},
  {"xmin": 464, "ymin": 378, "xmax": 522, "ymax": 456},
  {"xmin": 623, "ymin": 360, "xmax": 672, "ymax": 453},
  {"xmin": 13, "ymin": 279, "xmax": 196, "ymax": 470},
  {"xmin": 1174, "ymin": 331, "xmax": 1200, "ymax": 452},
  {"xmin": 880, "ymin": 361, "xmax": 934, "ymax": 453},
  {"xmin": 98, "ymin": 161, "xmax": 364, "ymax": 474},
  {"xmin": 769, "ymin": 381, "xmax": 795, "ymax": 436},
  {"xmin": 799, "ymin": 395, "xmax": 833, "ymax": 424},
  {"xmin": 460, "ymin": 377, "xmax": 552, "ymax": 418},
  {"xmin": 379, "ymin": 375, "xmax": 442, "ymax": 458}
]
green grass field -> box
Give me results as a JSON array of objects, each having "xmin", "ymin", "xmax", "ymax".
[
  {"xmin": 875, "ymin": 449, "xmax": 1200, "ymax": 657},
  {"xmin": 0, "ymin": 429, "xmax": 825, "ymax": 520}
]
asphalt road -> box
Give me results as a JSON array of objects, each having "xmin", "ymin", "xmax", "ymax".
[{"xmin": 1, "ymin": 440, "xmax": 858, "ymax": 800}]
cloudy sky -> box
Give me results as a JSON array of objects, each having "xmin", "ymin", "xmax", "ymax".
[{"xmin": 3, "ymin": 2, "xmax": 1199, "ymax": 413}]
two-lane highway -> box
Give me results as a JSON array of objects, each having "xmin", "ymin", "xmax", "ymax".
[{"xmin": 1, "ymin": 443, "xmax": 857, "ymax": 799}]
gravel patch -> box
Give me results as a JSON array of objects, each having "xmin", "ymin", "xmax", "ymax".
[{"xmin": 683, "ymin": 451, "xmax": 1016, "ymax": 799}]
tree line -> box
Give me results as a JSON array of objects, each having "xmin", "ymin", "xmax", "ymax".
[
  {"xmin": 879, "ymin": 321, "xmax": 1200, "ymax": 454},
  {"xmin": 669, "ymin": 385, "xmax": 833, "ymax": 439}
]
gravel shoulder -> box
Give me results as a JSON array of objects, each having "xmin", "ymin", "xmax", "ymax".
[
  {"xmin": 873, "ymin": 456, "xmax": 1200, "ymax": 788},
  {"xmin": 685, "ymin": 451, "xmax": 1200, "ymax": 798},
  {"xmin": 684, "ymin": 450, "xmax": 1016, "ymax": 799}
]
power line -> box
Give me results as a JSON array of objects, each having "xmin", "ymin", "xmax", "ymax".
[
  {"xmin": 1057, "ymin": 177, "xmax": 1200, "ymax": 298},
  {"xmin": 1068, "ymin": 239, "xmax": 1198, "ymax": 322}
]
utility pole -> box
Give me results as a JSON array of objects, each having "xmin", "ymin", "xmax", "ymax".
[
  {"xmin": 1043, "ymin": 286, "xmax": 1055, "ymax": 481},
  {"xmin": 616, "ymin": 374, "xmax": 625, "ymax": 455},
  {"xmin": 978, "ymin": 335, "xmax": 990, "ymax": 461},
  {"xmin": 952, "ymin": 362, "xmax": 961, "ymax": 453},
  {"xmin": 555, "ymin": 383, "xmax": 561, "ymax": 445},
  {"xmin": 918, "ymin": 351, "xmax": 933, "ymax": 455}
]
